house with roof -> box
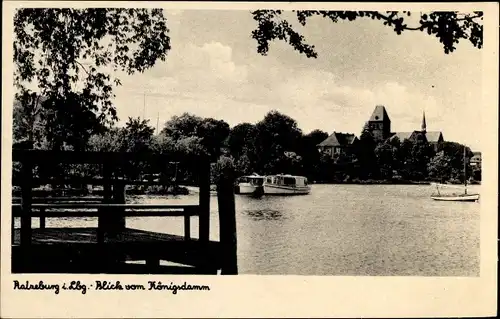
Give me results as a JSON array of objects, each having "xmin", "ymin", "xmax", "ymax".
[
  {"xmin": 470, "ymin": 151, "xmax": 481, "ymax": 169},
  {"xmin": 317, "ymin": 132, "xmax": 358, "ymax": 159}
]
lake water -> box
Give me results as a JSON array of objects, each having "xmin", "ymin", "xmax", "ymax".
[{"xmin": 26, "ymin": 184, "xmax": 481, "ymax": 276}]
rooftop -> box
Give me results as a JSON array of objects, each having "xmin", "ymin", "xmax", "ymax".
[
  {"xmin": 318, "ymin": 132, "xmax": 357, "ymax": 147},
  {"xmin": 389, "ymin": 132, "xmax": 414, "ymax": 142},
  {"xmin": 426, "ymin": 131, "xmax": 443, "ymax": 143},
  {"xmin": 369, "ymin": 105, "xmax": 391, "ymax": 122}
]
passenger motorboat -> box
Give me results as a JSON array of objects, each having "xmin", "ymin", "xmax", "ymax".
[
  {"xmin": 235, "ymin": 174, "xmax": 265, "ymax": 196},
  {"xmin": 263, "ymin": 174, "xmax": 311, "ymax": 195}
]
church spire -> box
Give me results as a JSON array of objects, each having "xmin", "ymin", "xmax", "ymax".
[{"xmin": 421, "ymin": 111, "xmax": 427, "ymax": 133}]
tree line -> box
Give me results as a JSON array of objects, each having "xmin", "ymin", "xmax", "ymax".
[{"xmin": 13, "ymin": 103, "xmax": 481, "ymax": 186}]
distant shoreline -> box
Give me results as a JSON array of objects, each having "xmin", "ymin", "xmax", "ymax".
[
  {"xmin": 312, "ymin": 180, "xmax": 481, "ymax": 186},
  {"xmin": 11, "ymin": 185, "xmax": 192, "ymax": 197},
  {"xmin": 12, "ymin": 180, "xmax": 480, "ymax": 198},
  {"xmin": 312, "ymin": 181, "xmax": 431, "ymax": 185}
]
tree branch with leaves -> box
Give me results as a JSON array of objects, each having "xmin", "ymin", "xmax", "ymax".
[
  {"xmin": 251, "ymin": 10, "xmax": 483, "ymax": 57},
  {"xmin": 13, "ymin": 8, "xmax": 171, "ymax": 149}
]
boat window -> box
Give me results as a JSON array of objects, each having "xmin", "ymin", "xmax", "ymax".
[
  {"xmin": 295, "ymin": 178, "xmax": 304, "ymax": 186},
  {"xmin": 283, "ymin": 177, "xmax": 296, "ymax": 185},
  {"xmin": 266, "ymin": 177, "xmax": 272, "ymax": 183},
  {"xmin": 250, "ymin": 178, "xmax": 264, "ymax": 186}
]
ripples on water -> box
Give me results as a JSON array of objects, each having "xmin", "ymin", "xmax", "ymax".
[
  {"xmin": 245, "ymin": 209, "xmax": 286, "ymax": 221},
  {"xmin": 20, "ymin": 184, "xmax": 480, "ymax": 276}
]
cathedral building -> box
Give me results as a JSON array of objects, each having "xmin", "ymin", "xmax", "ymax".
[
  {"xmin": 365, "ymin": 105, "xmax": 392, "ymax": 141},
  {"xmin": 318, "ymin": 105, "xmax": 445, "ymax": 158},
  {"xmin": 364, "ymin": 105, "xmax": 444, "ymax": 149}
]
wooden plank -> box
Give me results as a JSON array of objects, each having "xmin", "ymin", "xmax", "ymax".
[
  {"xmin": 14, "ymin": 177, "xmax": 183, "ymax": 186},
  {"xmin": 12, "ymin": 208, "xmax": 199, "ymax": 218},
  {"xmin": 11, "ymin": 228, "xmax": 223, "ymax": 272},
  {"xmin": 113, "ymin": 264, "xmax": 217, "ymax": 275},
  {"xmin": 11, "ymin": 227, "xmax": 217, "ymax": 245},
  {"xmin": 12, "ymin": 245, "xmax": 218, "ymax": 275},
  {"xmin": 13, "ymin": 264, "xmax": 217, "ymax": 275},
  {"xmin": 12, "ymin": 196, "xmax": 103, "ymax": 202},
  {"xmin": 105, "ymin": 242, "xmax": 221, "ymax": 270},
  {"xmin": 13, "ymin": 203, "xmax": 200, "ymax": 209},
  {"xmin": 146, "ymin": 258, "xmax": 160, "ymax": 267},
  {"xmin": 12, "ymin": 204, "xmax": 199, "ymax": 217},
  {"xmin": 198, "ymin": 162, "xmax": 210, "ymax": 242}
]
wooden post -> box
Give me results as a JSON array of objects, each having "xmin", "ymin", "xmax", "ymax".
[
  {"xmin": 216, "ymin": 161, "xmax": 238, "ymax": 275},
  {"xmin": 184, "ymin": 213, "xmax": 191, "ymax": 241},
  {"xmin": 99, "ymin": 174, "xmax": 125, "ymax": 236},
  {"xmin": 198, "ymin": 161, "xmax": 210, "ymax": 242},
  {"xmin": 20, "ymin": 158, "xmax": 33, "ymax": 246},
  {"xmin": 109, "ymin": 176, "xmax": 126, "ymax": 269},
  {"xmin": 11, "ymin": 217, "xmax": 14, "ymax": 245},
  {"xmin": 97, "ymin": 162, "xmax": 112, "ymax": 244},
  {"xmin": 110, "ymin": 181, "xmax": 126, "ymax": 234},
  {"xmin": 99, "ymin": 163, "xmax": 127, "ymax": 270},
  {"xmin": 40, "ymin": 208, "xmax": 46, "ymax": 229}
]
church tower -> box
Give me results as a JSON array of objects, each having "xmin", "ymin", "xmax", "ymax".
[
  {"xmin": 367, "ymin": 105, "xmax": 391, "ymax": 141},
  {"xmin": 421, "ymin": 111, "xmax": 427, "ymax": 133}
]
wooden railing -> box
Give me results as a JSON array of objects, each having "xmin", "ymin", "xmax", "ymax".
[
  {"xmin": 11, "ymin": 149, "xmax": 237, "ymax": 274},
  {"xmin": 12, "ymin": 149, "xmax": 211, "ymax": 244},
  {"xmin": 11, "ymin": 203, "xmax": 199, "ymax": 238}
]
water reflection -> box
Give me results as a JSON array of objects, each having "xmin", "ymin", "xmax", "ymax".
[
  {"xmin": 244, "ymin": 209, "xmax": 286, "ymax": 221},
  {"xmin": 235, "ymin": 184, "xmax": 480, "ymax": 276}
]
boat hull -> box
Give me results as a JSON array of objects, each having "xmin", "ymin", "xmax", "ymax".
[
  {"xmin": 431, "ymin": 194, "xmax": 480, "ymax": 202},
  {"xmin": 263, "ymin": 184, "xmax": 311, "ymax": 195},
  {"xmin": 237, "ymin": 183, "xmax": 264, "ymax": 196}
]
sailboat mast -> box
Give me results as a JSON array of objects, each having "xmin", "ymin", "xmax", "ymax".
[
  {"xmin": 464, "ymin": 146, "xmax": 467, "ymax": 194},
  {"xmin": 156, "ymin": 112, "xmax": 159, "ymax": 134}
]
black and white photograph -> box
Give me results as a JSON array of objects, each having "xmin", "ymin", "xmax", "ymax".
[{"xmin": 1, "ymin": 1, "xmax": 498, "ymax": 318}]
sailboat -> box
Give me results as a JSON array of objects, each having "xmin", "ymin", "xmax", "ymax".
[{"xmin": 430, "ymin": 146, "xmax": 480, "ymax": 202}]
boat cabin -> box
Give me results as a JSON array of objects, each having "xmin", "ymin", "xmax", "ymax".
[
  {"xmin": 266, "ymin": 174, "xmax": 308, "ymax": 187},
  {"xmin": 238, "ymin": 175, "xmax": 264, "ymax": 186}
]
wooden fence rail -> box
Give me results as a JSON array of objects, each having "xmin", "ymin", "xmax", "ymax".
[{"xmin": 10, "ymin": 149, "xmax": 235, "ymax": 274}]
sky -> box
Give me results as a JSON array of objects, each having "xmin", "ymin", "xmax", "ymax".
[{"xmin": 111, "ymin": 10, "xmax": 483, "ymax": 150}]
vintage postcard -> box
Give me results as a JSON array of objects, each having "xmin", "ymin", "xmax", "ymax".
[{"xmin": 1, "ymin": 1, "xmax": 498, "ymax": 318}]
